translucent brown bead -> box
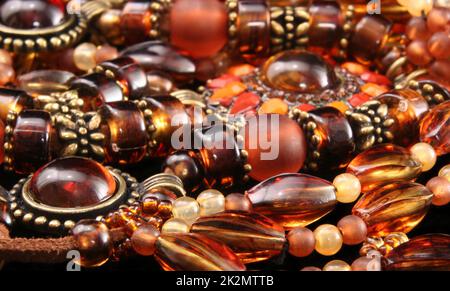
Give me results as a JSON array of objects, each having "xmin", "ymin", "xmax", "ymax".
[
  {"xmin": 155, "ymin": 233, "xmax": 246, "ymax": 271},
  {"xmin": 225, "ymin": 193, "xmax": 253, "ymax": 212},
  {"xmin": 131, "ymin": 224, "xmax": 160, "ymax": 256},
  {"xmin": 0, "ymin": 187, "xmax": 12, "ymax": 227},
  {"xmin": 0, "ymin": 88, "xmax": 33, "ymax": 123},
  {"xmin": 191, "ymin": 211, "xmax": 286, "ymax": 263},
  {"xmin": 308, "ymin": 1, "xmax": 343, "ymax": 48},
  {"xmin": 17, "ymin": 70, "xmax": 76, "ymax": 97},
  {"xmin": 337, "ymin": 215, "xmax": 367, "ymax": 245},
  {"xmin": 120, "ymin": 1, "xmax": 152, "ymax": 45},
  {"xmin": 246, "ymin": 173, "xmax": 337, "ymax": 229},
  {"xmin": 347, "ymin": 144, "xmax": 422, "ymax": 193},
  {"xmin": 426, "ymin": 177, "xmax": 450, "ymax": 206},
  {"xmin": 287, "ymin": 227, "xmax": 315, "ymax": 257},
  {"xmin": 353, "ymin": 182, "xmax": 433, "ymax": 236},
  {"xmin": 162, "ymin": 150, "xmax": 204, "ymax": 193},
  {"xmin": 419, "ymin": 101, "xmax": 449, "ymax": 156}
]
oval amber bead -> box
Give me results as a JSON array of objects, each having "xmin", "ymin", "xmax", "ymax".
[
  {"xmin": 383, "ymin": 234, "xmax": 450, "ymax": 271},
  {"xmin": 246, "ymin": 173, "xmax": 337, "ymax": 229},
  {"xmin": 347, "ymin": 144, "xmax": 422, "ymax": 193},
  {"xmin": 353, "ymin": 182, "xmax": 433, "ymax": 236},
  {"xmin": 419, "ymin": 100, "xmax": 449, "ymax": 156},
  {"xmin": 191, "ymin": 211, "xmax": 286, "ymax": 264},
  {"xmin": 155, "ymin": 233, "xmax": 246, "ymax": 271}
]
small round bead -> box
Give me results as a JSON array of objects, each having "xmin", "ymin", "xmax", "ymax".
[
  {"xmin": 0, "ymin": 49, "xmax": 12, "ymax": 66},
  {"xmin": 351, "ymin": 256, "xmax": 381, "ymax": 271},
  {"xmin": 337, "ymin": 215, "xmax": 368, "ymax": 245},
  {"xmin": 95, "ymin": 45, "xmax": 119, "ymax": 64},
  {"xmin": 427, "ymin": 32, "xmax": 450, "ymax": 60},
  {"xmin": 0, "ymin": 63, "xmax": 15, "ymax": 85},
  {"xmin": 333, "ymin": 173, "xmax": 361, "ymax": 203},
  {"xmin": 323, "ymin": 260, "xmax": 351, "ymax": 271},
  {"xmin": 225, "ymin": 193, "xmax": 253, "ymax": 212},
  {"xmin": 161, "ymin": 218, "xmax": 191, "ymax": 233},
  {"xmin": 73, "ymin": 42, "xmax": 97, "ymax": 71},
  {"xmin": 301, "ymin": 266, "xmax": 321, "ymax": 271},
  {"xmin": 287, "ymin": 227, "xmax": 315, "ymax": 257},
  {"xmin": 313, "ymin": 224, "xmax": 343, "ymax": 256},
  {"xmin": 426, "ymin": 177, "xmax": 450, "ymax": 206},
  {"xmin": 172, "ymin": 197, "xmax": 200, "ymax": 225},
  {"xmin": 197, "ymin": 189, "xmax": 225, "ymax": 216},
  {"xmin": 406, "ymin": 17, "xmax": 430, "ymax": 41},
  {"xmin": 427, "ymin": 8, "xmax": 450, "ymax": 32},
  {"xmin": 406, "ymin": 40, "xmax": 433, "ymax": 66},
  {"xmin": 405, "ymin": 0, "xmax": 433, "ymax": 17},
  {"xmin": 439, "ymin": 165, "xmax": 450, "ymax": 182},
  {"xmin": 410, "ymin": 142, "xmax": 437, "ymax": 172},
  {"xmin": 130, "ymin": 224, "xmax": 160, "ymax": 256}
]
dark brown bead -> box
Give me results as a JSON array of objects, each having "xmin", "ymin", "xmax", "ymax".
[
  {"xmin": 308, "ymin": 1, "xmax": 343, "ymax": 48},
  {"xmin": 0, "ymin": 88, "xmax": 33, "ymax": 123},
  {"xmin": 162, "ymin": 150, "xmax": 204, "ymax": 193}
]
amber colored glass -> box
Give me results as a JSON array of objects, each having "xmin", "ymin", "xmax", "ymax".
[
  {"xmin": 308, "ymin": 1, "xmax": 343, "ymax": 48},
  {"xmin": 0, "ymin": 188, "xmax": 12, "ymax": 227},
  {"xmin": 162, "ymin": 150, "xmax": 204, "ymax": 193},
  {"xmin": 72, "ymin": 220, "xmax": 113, "ymax": 268},
  {"xmin": 419, "ymin": 101, "xmax": 449, "ymax": 156},
  {"xmin": 0, "ymin": 88, "xmax": 33, "ymax": 123},
  {"xmin": 30, "ymin": 157, "xmax": 116, "ymax": 208},
  {"xmin": 237, "ymin": 0, "xmax": 270, "ymax": 60},
  {"xmin": 246, "ymin": 173, "xmax": 337, "ymax": 229},
  {"xmin": 353, "ymin": 182, "xmax": 433, "ymax": 236},
  {"xmin": 12, "ymin": 110, "xmax": 52, "ymax": 173},
  {"xmin": 120, "ymin": 1, "xmax": 152, "ymax": 45},
  {"xmin": 155, "ymin": 233, "xmax": 246, "ymax": 271},
  {"xmin": 225, "ymin": 193, "xmax": 253, "ymax": 212},
  {"xmin": 349, "ymin": 15, "xmax": 392, "ymax": 64},
  {"xmin": 307, "ymin": 107, "xmax": 355, "ymax": 169},
  {"xmin": 0, "ymin": 119, "xmax": 4, "ymax": 164},
  {"xmin": 383, "ymin": 234, "xmax": 450, "ymax": 271},
  {"xmin": 347, "ymin": 144, "xmax": 422, "ymax": 193},
  {"xmin": 191, "ymin": 211, "xmax": 286, "ymax": 263},
  {"xmin": 131, "ymin": 224, "xmax": 160, "ymax": 256},
  {"xmin": 100, "ymin": 101, "xmax": 148, "ymax": 164},
  {"xmin": 287, "ymin": 227, "xmax": 315, "ymax": 257},
  {"xmin": 337, "ymin": 215, "xmax": 367, "ymax": 245},
  {"xmin": 17, "ymin": 70, "xmax": 76, "ymax": 97}
]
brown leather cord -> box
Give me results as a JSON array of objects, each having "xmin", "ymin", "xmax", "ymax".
[{"xmin": 0, "ymin": 224, "xmax": 127, "ymax": 264}]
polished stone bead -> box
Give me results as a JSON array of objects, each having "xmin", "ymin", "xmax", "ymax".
[
  {"xmin": 261, "ymin": 51, "xmax": 340, "ymax": 94},
  {"xmin": 419, "ymin": 101, "xmax": 449, "ymax": 156},
  {"xmin": 0, "ymin": 88, "xmax": 33, "ymax": 123},
  {"xmin": 30, "ymin": 157, "xmax": 116, "ymax": 208},
  {"xmin": 410, "ymin": 142, "xmax": 437, "ymax": 172},
  {"xmin": 287, "ymin": 227, "xmax": 315, "ymax": 257},
  {"xmin": 347, "ymin": 144, "xmax": 422, "ymax": 193},
  {"xmin": 427, "ymin": 177, "xmax": 450, "ymax": 206},
  {"xmin": 120, "ymin": 1, "xmax": 152, "ymax": 45},
  {"xmin": 353, "ymin": 182, "xmax": 433, "ymax": 236},
  {"xmin": 323, "ymin": 260, "xmax": 351, "ymax": 271},
  {"xmin": 313, "ymin": 224, "xmax": 343, "ymax": 256},
  {"xmin": 191, "ymin": 211, "xmax": 286, "ymax": 263},
  {"xmin": 337, "ymin": 215, "xmax": 367, "ymax": 245},
  {"xmin": 308, "ymin": 1, "xmax": 343, "ymax": 48},
  {"xmin": 0, "ymin": 63, "xmax": 14, "ymax": 85},
  {"xmin": 73, "ymin": 43, "xmax": 97, "ymax": 72},
  {"xmin": 246, "ymin": 173, "xmax": 337, "ymax": 229},
  {"xmin": 155, "ymin": 233, "xmax": 246, "ymax": 271},
  {"xmin": 17, "ymin": 70, "xmax": 76, "ymax": 96}
]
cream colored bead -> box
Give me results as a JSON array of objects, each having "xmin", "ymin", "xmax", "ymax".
[
  {"xmin": 313, "ymin": 224, "xmax": 343, "ymax": 256},
  {"xmin": 161, "ymin": 218, "xmax": 191, "ymax": 233},
  {"xmin": 197, "ymin": 189, "xmax": 225, "ymax": 216},
  {"xmin": 323, "ymin": 260, "xmax": 352, "ymax": 271},
  {"xmin": 404, "ymin": 0, "xmax": 433, "ymax": 16},
  {"xmin": 410, "ymin": 142, "xmax": 437, "ymax": 172},
  {"xmin": 439, "ymin": 165, "xmax": 450, "ymax": 183},
  {"xmin": 172, "ymin": 197, "xmax": 200, "ymax": 225},
  {"xmin": 333, "ymin": 173, "xmax": 361, "ymax": 203},
  {"xmin": 73, "ymin": 42, "xmax": 97, "ymax": 71}
]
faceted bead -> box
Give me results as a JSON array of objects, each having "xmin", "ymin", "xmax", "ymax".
[
  {"xmin": 409, "ymin": 142, "xmax": 437, "ymax": 171},
  {"xmin": 426, "ymin": 177, "xmax": 450, "ymax": 206},
  {"xmin": 17, "ymin": 70, "xmax": 76, "ymax": 96},
  {"xmin": 73, "ymin": 43, "xmax": 98, "ymax": 71},
  {"xmin": 246, "ymin": 173, "xmax": 337, "ymax": 229},
  {"xmin": 225, "ymin": 193, "xmax": 253, "ymax": 212},
  {"xmin": 439, "ymin": 164, "xmax": 450, "ymax": 182},
  {"xmin": 383, "ymin": 234, "xmax": 450, "ymax": 271},
  {"xmin": 162, "ymin": 150, "xmax": 204, "ymax": 193},
  {"xmin": 258, "ymin": 98, "xmax": 289, "ymax": 115},
  {"xmin": 229, "ymin": 92, "xmax": 261, "ymax": 115},
  {"xmin": 162, "ymin": 218, "xmax": 191, "ymax": 234},
  {"xmin": 30, "ymin": 157, "xmax": 116, "ymax": 208},
  {"xmin": 120, "ymin": 1, "xmax": 152, "ymax": 45},
  {"xmin": 287, "ymin": 227, "xmax": 315, "ymax": 257},
  {"xmin": 313, "ymin": 224, "xmax": 343, "ymax": 256},
  {"xmin": 261, "ymin": 51, "xmax": 340, "ymax": 94},
  {"xmin": 323, "ymin": 260, "xmax": 351, "ymax": 271},
  {"xmin": 419, "ymin": 101, "xmax": 450, "ymax": 156},
  {"xmin": 197, "ymin": 189, "xmax": 225, "ymax": 217},
  {"xmin": 333, "ymin": 173, "xmax": 361, "ymax": 203},
  {"xmin": 337, "ymin": 215, "xmax": 367, "ymax": 245},
  {"xmin": 131, "ymin": 224, "xmax": 160, "ymax": 256},
  {"xmin": 0, "ymin": 88, "xmax": 33, "ymax": 123},
  {"xmin": 191, "ymin": 211, "xmax": 286, "ymax": 263},
  {"xmin": 155, "ymin": 233, "xmax": 246, "ymax": 271},
  {"xmin": 347, "ymin": 144, "xmax": 423, "ymax": 193},
  {"xmin": 308, "ymin": 1, "xmax": 343, "ymax": 48},
  {"xmin": 243, "ymin": 114, "xmax": 307, "ymax": 181},
  {"xmin": 0, "ymin": 63, "xmax": 14, "ymax": 85},
  {"xmin": 353, "ymin": 182, "xmax": 433, "ymax": 236},
  {"xmin": 172, "ymin": 197, "xmax": 200, "ymax": 225},
  {"xmin": 169, "ymin": 0, "xmax": 228, "ymax": 59}
]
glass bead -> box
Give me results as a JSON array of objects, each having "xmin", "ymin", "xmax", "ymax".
[
  {"xmin": 243, "ymin": 114, "xmax": 307, "ymax": 181},
  {"xmin": 146, "ymin": 71, "xmax": 174, "ymax": 94},
  {"xmin": 169, "ymin": 0, "xmax": 228, "ymax": 58},
  {"xmin": 96, "ymin": 9, "xmax": 124, "ymax": 46},
  {"xmin": 427, "ymin": 8, "xmax": 450, "ymax": 32},
  {"xmin": 95, "ymin": 45, "xmax": 119, "ymax": 64},
  {"xmin": 301, "ymin": 266, "xmax": 321, "ymax": 271},
  {"xmin": 172, "ymin": 197, "xmax": 200, "ymax": 225},
  {"xmin": 0, "ymin": 63, "xmax": 14, "ymax": 85},
  {"xmin": 409, "ymin": 142, "xmax": 437, "ymax": 172},
  {"xmin": 225, "ymin": 193, "xmax": 253, "ymax": 212},
  {"xmin": 337, "ymin": 215, "xmax": 367, "ymax": 245},
  {"xmin": 258, "ymin": 98, "xmax": 289, "ymax": 115},
  {"xmin": 247, "ymin": 173, "xmax": 337, "ymax": 229},
  {"xmin": 72, "ymin": 220, "xmax": 113, "ymax": 268},
  {"xmin": 353, "ymin": 182, "xmax": 433, "ymax": 236},
  {"xmin": 351, "ymin": 256, "xmax": 372, "ymax": 271},
  {"xmin": 73, "ymin": 43, "xmax": 97, "ymax": 71},
  {"xmin": 162, "ymin": 150, "xmax": 204, "ymax": 193},
  {"xmin": 162, "ymin": 218, "xmax": 191, "ymax": 234},
  {"xmin": 406, "ymin": 17, "xmax": 430, "ymax": 41},
  {"xmin": 229, "ymin": 92, "xmax": 261, "ymax": 115},
  {"xmin": 287, "ymin": 227, "xmax": 315, "ymax": 257},
  {"xmin": 120, "ymin": 1, "xmax": 152, "ymax": 45},
  {"xmin": 333, "ymin": 173, "xmax": 361, "ymax": 204},
  {"xmin": 0, "ymin": 49, "xmax": 12, "ymax": 66},
  {"xmin": 209, "ymin": 81, "xmax": 247, "ymax": 105},
  {"xmin": 197, "ymin": 189, "xmax": 225, "ymax": 217},
  {"xmin": 0, "ymin": 119, "xmax": 4, "ymax": 164},
  {"xmin": 323, "ymin": 260, "xmax": 351, "ymax": 271},
  {"xmin": 341, "ymin": 62, "xmax": 368, "ymax": 76},
  {"xmin": 429, "ymin": 60, "xmax": 450, "ymax": 85},
  {"xmin": 308, "ymin": 1, "xmax": 343, "ymax": 48},
  {"xmin": 427, "ymin": 32, "xmax": 450, "ymax": 60},
  {"xmin": 420, "ymin": 101, "xmax": 450, "ymax": 156},
  {"xmin": 405, "ymin": 0, "xmax": 433, "ymax": 17},
  {"xmin": 227, "ymin": 64, "xmax": 255, "ymax": 77},
  {"xmin": 0, "ymin": 189, "xmax": 12, "ymax": 227},
  {"xmin": 360, "ymin": 83, "xmax": 388, "ymax": 97},
  {"xmin": 406, "ymin": 40, "xmax": 433, "ymax": 66},
  {"xmin": 17, "ymin": 70, "xmax": 76, "ymax": 96},
  {"xmin": 313, "ymin": 224, "xmax": 343, "ymax": 256},
  {"xmin": 131, "ymin": 224, "xmax": 160, "ymax": 256},
  {"xmin": 439, "ymin": 165, "xmax": 450, "ymax": 182},
  {"xmin": 426, "ymin": 177, "xmax": 450, "ymax": 206}
]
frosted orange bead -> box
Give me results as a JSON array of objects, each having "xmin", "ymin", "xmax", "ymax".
[
  {"xmin": 287, "ymin": 227, "xmax": 315, "ymax": 257},
  {"xmin": 313, "ymin": 224, "xmax": 343, "ymax": 256},
  {"xmin": 407, "ymin": 40, "xmax": 433, "ymax": 66},
  {"xmin": 427, "ymin": 32, "xmax": 450, "ymax": 60},
  {"xmin": 333, "ymin": 173, "xmax": 361, "ymax": 203},
  {"xmin": 427, "ymin": 177, "xmax": 450, "ymax": 206},
  {"xmin": 258, "ymin": 98, "xmax": 289, "ymax": 115},
  {"xmin": 327, "ymin": 101, "xmax": 349, "ymax": 114},
  {"xmin": 337, "ymin": 215, "xmax": 367, "ymax": 245},
  {"xmin": 410, "ymin": 142, "xmax": 437, "ymax": 172},
  {"xmin": 341, "ymin": 62, "xmax": 368, "ymax": 76},
  {"xmin": 406, "ymin": 17, "xmax": 431, "ymax": 41},
  {"xmin": 439, "ymin": 165, "xmax": 450, "ymax": 182},
  {"xmin": 427, "ymin": 8, "xmax": 450, "ymax": 32},
  {"xmin": 323, "ymin": 260, "xmax": 351, "ymax": 271},
  {"xmin": 73, "ymin": 42, "xmax": 97, "ymax": 71},
  {"xmin": 131, "ymin": 224, "xmax": 160, "ymax": 256},
  {"xmin": 225, "ymin": 193, "xmax": 253, "ymax": 212}
]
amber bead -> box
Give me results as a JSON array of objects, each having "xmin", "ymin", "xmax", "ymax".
[
  {"xmin": 0, "ymin": 49, "xmax": 12, "ymax": 66},
  {"xmin": 225, "ymin": 193, "xmax": 253, "ymax": 212},
  {"xmin": 419, "ymin": 101, "xmax": 449, "ymax": 156},
  {"xmin": 162, "ymin": 218, "xmax": 191, "ymax": 234},
  {"xmin": 100, "ymin": 101, "xmax": 148, "ymax": 164},
  {"xmin": 73, "ymin": 43, "xmax": 97, "ymax": 71},
  {"xmin": 146, "ymin": 71, "xmax": 174, "ymax": 94},
  {"xmin": 72, "ymin": 220, "xmax": 113, "ymax": 268},
  {"xmin": 350, "ymin": 15, "xmax": 392, "ymax": 64},
  {"xmin": 131, "ymin": 224, "xmax": 160, "ymax": 256},
  {"xmin": 95, "ymin": 45, "xmax": 119, "ymax": 65},
  {"xmin": 383, "ymin": 234, "xmax": 450, "ymax": 271},
  {"xmin": 162, "ymin": 150, "xmax": 204, "ymax": 193},
  {"xmin": 333, "ymin": 173, "xmax": 361, "ymax": 203},
  {"xmin": 347, "ymin": 144, "xmax": 422, "ymax": 193},
  {"xmin": 353, "ymin": 182, "xmax": 433, "ymax": 236},
  {"xmin": 287, "ymin": 227, "xmax": 315, "ymax": 257},
  {"xmin": 17, "ymin": 70, "xmax": 75, "ymax": 97},
  {"xmin": 337, "ymin": 215, "xmax": 367, "ymax": 245},
  {"xmin": 191, "ymin": 211, "xmax": 286, "ymax": 263},
  {"xmin": 244, "ymin": 114, "xmax": 307, "ymax": 181},
  {"xmin": 323, "ymin": 260, "xmax": 351, "ymax": 271},
  {"xmin": 409, "ymin": 142, "xmax": 437, "ymax": 172},
  {"xmin": 120, "ymin": 1, "xmax": 152, "ymax": 45},
  {"xmin": 155, "ymin": 233, "xmax": 246, "ymax": 271},
  {"xmin": 246, "ymin": 173, "xmax": 337, "ymax": 229},
  {"xmin": 169, "ymin": 0, "xmax": 228, "ymax": 59},
  {"xmin": 0, "ymin": 88, "xmax": 33, "ymax": 123},
  {"xmin": 439, "ymin": 165, "xmax": 450, "ymax": 182},
  {"xmin": 308, "ymin": 1, "xmax": 343, "ymax": 48},
  {"xmin": 426, "ymin": 177, "xmax": 450, "ymax": 206},
  {"xmin": 313, "ymin": 224, "xmax": 343, "ymax": 256}
]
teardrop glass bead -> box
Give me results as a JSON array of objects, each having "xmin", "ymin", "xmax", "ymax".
[
  {"xmin": 191, "ymin": 211, "xmax": 286, "ymax": 264},
  {"xmin": 347, "ymin": 144, "xmax": 422, "ymax": 193},
  {"xmin": 246, "ymin": 173, "xmax": 337, "ymax": 229},
  {"xmin": 155, "ymin": 233, "xmax": 246, "ymax": 271},
  {"xmin": 383, "ymin": 234, "xmax": 450, "ymax": 271},
  {"xmin": 353, "ymin": 182, "xmax": 433, "ymax": 236}
]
